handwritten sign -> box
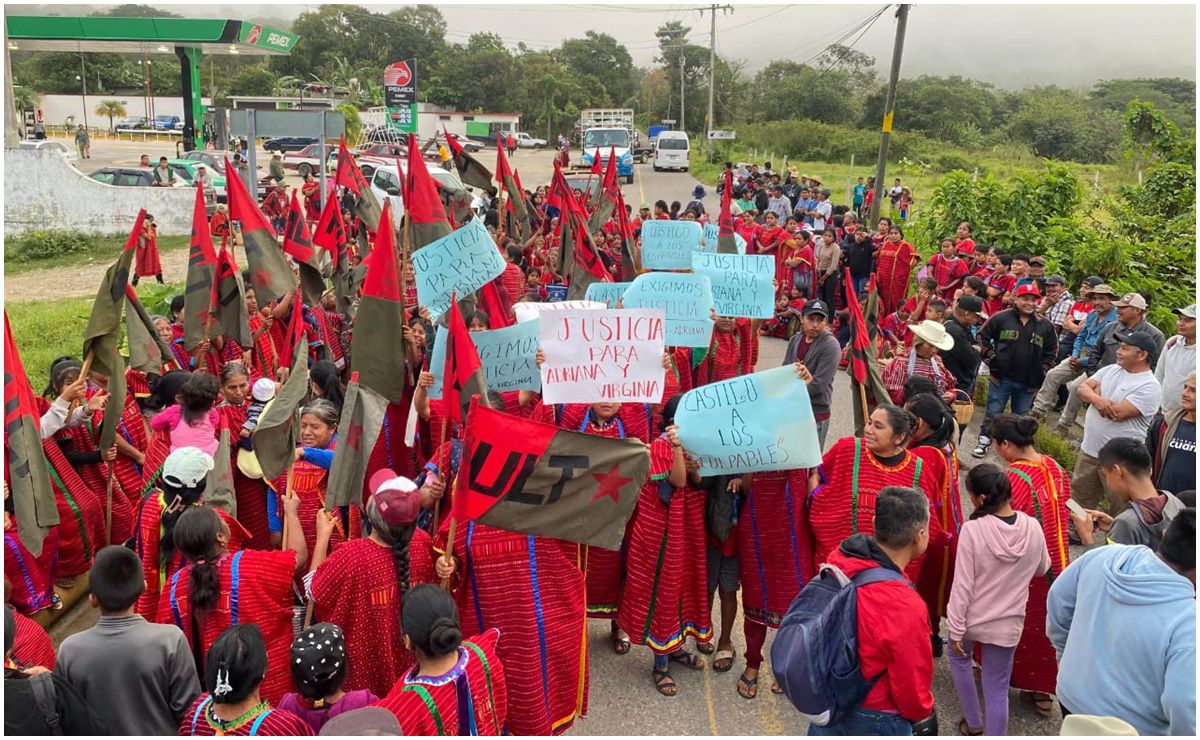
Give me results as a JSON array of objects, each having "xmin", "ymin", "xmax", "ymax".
[
  {"xmin": 676, "ymin": 365, "xmax": 822, "ymax": 474},
  {"xmin": 692, "ymin": 252, "xmax": 776, "ymax": 319},
  {"xmin": 621, "ymin": 273, "xmax": 714, "ymax": 348},
  {"xmin": 513, "ymin": 300, "xmax": 604, "ymax": 325},
  {"xmin": 428, "ymin": 319, "xmax": 542, "ymax": 397},
  {"xmin": 584, "ymin": 281, "xmax": 633, "ymax": 308},
  {"xmin": 640, "ymin": 220, "xmax": 703, "ymax": 270},
  {"xmin": 412, "ymin": 218, "xmax": 506, "ymax": 318},
  {"xmin": 538, "ymin": 308, "xmax": 666, "ymax": 404},
  {"xmin": 701, "ymin": 223, "xmax": 747, "ymax": 254}
]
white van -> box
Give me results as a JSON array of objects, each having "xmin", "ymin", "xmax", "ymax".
[{"xmin": 653, "ymin": 130, "xmax": 690, "ymax": 172}]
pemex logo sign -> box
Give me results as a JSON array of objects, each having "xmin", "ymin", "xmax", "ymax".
[
  {"xmin": 384, "ymin": 59, "xmax": 418, "ymax": 134},
  {"xmin": 239, "ymin": 22, "xmax": 298, "ymax": 53}
]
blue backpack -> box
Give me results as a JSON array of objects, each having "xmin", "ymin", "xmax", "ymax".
[{"xmin": 770, "ymin": 563, "xmax": 908, "ymax": 727}]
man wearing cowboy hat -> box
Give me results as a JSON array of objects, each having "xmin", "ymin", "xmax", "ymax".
[
  {"xmin": 766, "ymin": 184, "xmax": 792, "ymax": 222},
  {"xmin": 1029, "ymin": 283, "xmax": 1118, "ymax": 422},
  {"xmin": 1156, "ymin": 304, "xmax": 1196, "ymax": 413},
  {"xmin": 881, "ymin": 319, "xmax": 958, "ymax": 406}
]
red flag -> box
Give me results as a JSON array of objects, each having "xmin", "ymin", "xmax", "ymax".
[
  {"xmin": 403, "ymin": 133, "xmax": 452, "ymax": 249},
  {"xmin": 845, "ymin": 268, "xmax": 870, "ymax": 384},
  {"xmin": 477, "ymin": 280, "xmax": 512, "ymax": 329},
  {"xmin": 590, "ymin": 154, "xmax": 603, "ymax": 176},
  {"xmin": 312, "ymin": 191, "xmax": 347, "ymax": 256},
  {"xmin": 495, "ymin": 138, "xmax": 512, "ymax": 182},
  {"xmin": 442, "ymin": 125, "xmax": 494, "ymax": 191},
  {"xmin": 442, "ymin": 293, "xmax": 486, "ymax": 426},
  {"xmin": 282, "ymin": 191, "xmax": 317, "ymax": 265},
  {"xmin": 281, "ymin": 291, "xmax": 307, "ymax": 369},
  {"xmin": 225, "ymin": 157, "xmax": 297, "ymax": 305},
  {"xmin": 351, "ymin": 203, "xmax": 408, "ymax": 403},
  {"xmin": 335, "ymin": 136, "xmax": 369, "ymax": 196}
]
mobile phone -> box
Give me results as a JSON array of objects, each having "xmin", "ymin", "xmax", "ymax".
[{"xmin": 1064, "ymin": 498, "xmax": 1087, "ymax": 519}]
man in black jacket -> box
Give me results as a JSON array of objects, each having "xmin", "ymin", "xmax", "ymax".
[
  {"xmin": 941, "ymin": 294, "xmax": 984, "ymax": 394},
  {"xmin": 974, "ymin": 283, "xmax": 1058, "ymax": 458}
]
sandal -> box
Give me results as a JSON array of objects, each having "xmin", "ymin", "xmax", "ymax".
[
  {"xmin": 669, "ymin": 650, "xmax": 705, "ymax": 670},
  {"xmin": 1022, "ymin": 690, "xmax": 1055, "ymax": 717},
  {"xmin": 736, "ymin": 672, "xmax": 759, "ymax": 699},
  {"xmin": 653, "ymin": 668, "xmax": 677, "ymax": 697},
  {"xmin": 771, "ymin": 681, "xmax": 784, "ymax": 695},
  {"xmin": 958, "ymin": 718, "xmax": 983, "ymax": 736},
  {"xmin": 55, "ymin": 577, "xmax": 76, "ymax": 590},
  {"xmin": 712, "ymin": 647, "xmax": 735, "ymax": 673},
  {"xmin": 611, "ymin": 635, "xmax": 632, "ymax": 655},
  {"xmin": 696, "ymin": 641, "xmax": 716, "ymax": 655}
]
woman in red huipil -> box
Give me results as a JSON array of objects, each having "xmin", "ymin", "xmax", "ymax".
[
  {"xmin": 380, "ymin": 584, "xmax": 507, "ymax": 735},
  {"xmin": 876, "ymin": 224, "xmax": 919, "ymax": 316},
  {"xmin": 989, "ymin": 414, "xmax": 1071, "ymax": 717},
  {"xmin": 653, "ymin": 347, "xmax": 693, "ymax": 431},
  {"xmin": 558, "ymin": 402, "xmax": 650, "ymax": 653},
  {"xmin": 808, "ymin": 405, "xmax": 950, "ymax": 577},
  {"xmin": 84, "ymin": 373, "xmax": 150, "ymax": 511},
  {"xmin": 307, "ymin": 472, "xmax": 435, "ymax": 699},
  {"xmin": 244, "ymin": 288, "xmax": 279, "ymax": 382},
  {"xmin": 691, "ymin": 316, "xmax": 759, "ymax": 387},
  {"xmin": 133, "ymin": 448, "xmax": 248, "ymax": 620},
  {"xmin": 755, "ymin": 211, "xmax": 786, "ymax": 271},
  {"xmin": 735, "ymin": 209, "xmax": 761, "ymax": 253},
  {"xmin": 3, "ymin": 497, "xmax": 60, "ymax": 616},
  {"xmin": 617, "ymin": 399, "xmax": 711, "ymax": 697},
  {"xmin": 301, "ymin": 174, "xmax": 321, "ymax": 226},
  {"xmin": 5, "ymin": 580, "xmax": 56, "ymax": 670},
  {"xmin": 133, "ymin": 213, "xmax": 163, "ymax": 285},
  {"xmin": 216, "ymin": 364, "xmax": 271, "ymax": 550},
  {"xmin": 158, "ymin": 500, "xmax": 307, "ymax": 705}
]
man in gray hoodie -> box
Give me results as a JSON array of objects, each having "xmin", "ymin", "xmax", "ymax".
[
  {"xmin": 782, "ymin": 300, "xmax": 840, "ymax": 449},
  {"xmin": 1083, "ymin": 437, "xmax": 1187, "ymax": 551}
]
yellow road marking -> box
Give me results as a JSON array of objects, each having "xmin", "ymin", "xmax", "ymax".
[{"xmin": 703, "ymin": 658, "xmax": 720, "ymax": 735}]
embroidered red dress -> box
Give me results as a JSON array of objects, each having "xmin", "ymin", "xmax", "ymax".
[
  {"xmin": 691, "ymin": 319, "xmax": 756, "ymax": 388},
  {"xmin": 881, "ymin": 351, "xmax": 957, "ymax": 405},
  {"xmin": 912, "ymin": 442, "xmax": 963, "ymax": 623},
  {"xmin": 268, "ymin": 456, "xmax": 361, "ymax": 569},
  {"xmin": 928, "ymin": 254, "xmax": 969, "ymax": 301},
  {"xmin": 617, "ymin": 436, "xmax": 712, "ymax": 653},
  {"xmin": 443, "ymin": 523, "xmax": 587, "ymax": 736},
  {"xmin": 135, "ymin": 227, "xmax": 162, "ymax": 278},
  {"xmin": 8, "ymin": 608, "xmax": 55, "ymax": 670},
  {"xmin": 558, "ymin": 404, "xmax": 650, "ymax": 619},
  {"xmin": 216, "ymin": 402, "xmax": 271, "ymax": 550},
  {"xmin": 378, "ymin": 629, "xmax": 508, "ymax": 736},
  {"xmin": 156, "ymin": 549, "xmax": 298, "ymax": 703},
  {"xmin": 876, "ymin": 239, "xmax": 917, "ymax": 316},
  {"xmin": 310, "ymin": 531, "xmax": 436, "ymax": 698},
  {"xmin": 56, "ymin": 417, "xmax": 136, "ymax": 546},
  {"xmin": 141, "ymin": 427, "xmax": 172, "ymax": 495},
  {"xmin": 3, "ymin": 517, "xmax": 59, "ymax": 615},
  {"xmin": 179, "ymin": 695, "xmax": 313, "ymax": 736},
  {"xmin": 38, "ymin": 427, "xmax": 105, "ymax": 577},
  {"xmin": 1005, "ymin": 456, "xmax": 1071, "ymax": 696},
  {"xmin": 737, "ymin": 468, "xmax": 815, "ymax": 627}
]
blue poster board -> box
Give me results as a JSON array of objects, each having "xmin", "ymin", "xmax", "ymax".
[
  {"xmin": 620, "ymin": 272, "xmax": 714, "ymax": 348},
  {"xmin": 640, "ymin": 220, "xmax": 703, "ymax": 270},
  {"xmin": 412, "ymin": 218, "xmax": 506, "ymax": 318},
  {"xmin": 692, "ymin": 252, "xmax": 776, "ymax": 319}
]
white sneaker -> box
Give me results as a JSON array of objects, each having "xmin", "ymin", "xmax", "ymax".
[{"xmin": 972, "ymin": 437, "xmax": 991, "ymax": 459}]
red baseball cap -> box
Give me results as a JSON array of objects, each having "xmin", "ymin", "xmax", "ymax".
[
  {"xmin": 1013, "ymin": 283, "xmax": 1042, "ymax": 299},
  {"xmin": 367, "ymin": 469, "xmax": 422, "ymax": 527}
]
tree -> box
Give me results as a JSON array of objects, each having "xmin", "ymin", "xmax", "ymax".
[
  {"xmin": 556, "ymin": 32, "xmax": 636, "ymax": 105},
  {"xmin": 655, "ymin": 21, "xmax": 713, "ymax": 133},
  {"xmin": 1090, "ymin": 78, "xmax": 1195, "ymax": 131},
  {"xmin": 228, "ymin": 66, "xmax": 277, "ymax": 97},
  {"xmin": 814, "ymin": 43, "xmax": 877, "ymax": 96},
  {"xmin": 91, "ymin": 4, "xmax": 180, "ymax": 17},
  {"xmin": 860, "ymin": 75, "xmax": 1002, "ymax": 139},
  {"xmin": 11, "ymin": 86, "xmax": 38, "ymax": 115},
  {"xmin": 95, "ymin": 99, "xmax": 126, "ymax": 132},
  {"xmin": 749, "ymin": 61, "xmax": 861, "ymax": 126},
  {"xmin": 336, "ymin": 103, "xmax": 362, "ymax": 144},
  {"xmin": 1007, "ymin": 88, "xmax": 1122, "ymax": 163}
]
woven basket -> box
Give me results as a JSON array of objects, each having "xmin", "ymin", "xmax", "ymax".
[{"xmin": 952, "ymin": 389, "xmax": 975, "ymax": 427}]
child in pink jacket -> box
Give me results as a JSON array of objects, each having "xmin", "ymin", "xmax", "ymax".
[
  {"xmin": 947, "ymin": 463, "xmax": 1050, "ymax": 736},
  {"xmin": 149, "ymin": 373, "xmax": 220, "ymax": 457}
]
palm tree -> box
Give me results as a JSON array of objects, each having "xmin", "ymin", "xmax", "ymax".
[
  {"xmin": 12, "ymin": 86, "xmax": 39, "ymax": 115},
  {"xmin": 95, "ymin": 99, "xmax": 126, "ymax": 132}
]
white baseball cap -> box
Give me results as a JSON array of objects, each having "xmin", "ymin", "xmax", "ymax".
[
  {"xmin": 252, "ymin": 378, "xmax": 277, "ymax": 403},
  {"xmin": 162, "ymin": 447, "xmax": 215, "ymax": 489}
]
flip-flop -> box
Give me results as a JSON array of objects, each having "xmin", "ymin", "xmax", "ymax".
[
  {"xmin": 653, "ymin": 668, "xmax": 677, "ymax": 697},
  {"xmin": 771, "ymin": 681, "xmax": 783, "ymax": 695},
  {"xmin": 736, "ymin": 672, "xmax": 758, "ymax": 699},
  {"xmin": 712, "ymin": 648, "xmax": 735, "ymax": 673},
  {"xmin": 669, "ymin": 650, "xmax": 705, "ymax": 670},
  {"xmin": 1021, "ymin": 690, "xmax": 1055, "ymax": 717},
  {"xmin": 696, "ymin": 642, "xmax": 716, "ymax": 655}
]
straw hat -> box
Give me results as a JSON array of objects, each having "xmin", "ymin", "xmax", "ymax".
[{"xmin": 910, "ymin": 320, "xmax": 955, "ymax": 351}]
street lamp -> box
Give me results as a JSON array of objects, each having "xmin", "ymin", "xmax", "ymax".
[{"xmin": 75, "ymin": 55, "xmax": 89, "ymax": 130}]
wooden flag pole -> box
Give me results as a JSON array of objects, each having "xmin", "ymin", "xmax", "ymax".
[
  {"xmin": 857, "ymin": 380, "xmax": 870, "ymax": 437},
  {"xmin": 281, "ymin": 459, "xmax": 295, "ymax": 551},
  {"xmin": 104, "ymin": 461, "xmax": 116, "ymax": 544},
  {"xmin": 399, "ymin": 212, "xmax": 415, "ymax": 388},
  {"xmin": 66, "ymin": 349, "xmax": 97, "ymax": 418},
  {"xmin": 439, "ymin": 478, "xmax": 460, "ymax": 593}
]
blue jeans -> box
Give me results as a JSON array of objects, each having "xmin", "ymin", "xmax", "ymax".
[
  {"xmin": 809, "ymin": 708, "xmax": 913, "ymax": 736},
  {"xmin": 981, "ymin": 377, "xmax": 1035, "ymax": 438}
]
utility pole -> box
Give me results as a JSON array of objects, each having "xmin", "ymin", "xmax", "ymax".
[
  {"xmin": 702, "ymin": 4, "xmax": 733, "ymax": 162},
  {"xmin": 868, "ymin": 4, "xmax": 909, "ymax": 225},
  {"xmin": 678, "ymin": 53, "xmax": 685, "ymax": 132},
  {"xmin": 79, "ymin": 53, "xmax": 89, "ymax": 131}
]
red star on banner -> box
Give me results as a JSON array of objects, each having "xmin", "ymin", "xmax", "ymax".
[
  {"xmin": 591, "ymin": 464, "xmax": 631, "ymax": 503},
  {"xmin": 344, "ymin": 420, "xmax": 363, "ymax": 453},
  {"xmin": 250, "ymin": 266, "xmax": 273, "ymax": 291}
]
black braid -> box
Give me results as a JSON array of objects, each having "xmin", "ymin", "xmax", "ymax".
[{"xmin": 390, "ymin": 523, "xmax": 416, "ymax": 598}]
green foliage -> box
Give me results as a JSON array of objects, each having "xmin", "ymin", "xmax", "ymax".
[
  {"xmin": 750, "ymin": 62, "xmax": 863, "ymax": 126},
  {"xmin": 336, "ymin": 103, "xmax": 362, "ymax": 143},
  {"xmin": 1006, "ymin": 89, "xmax": 1123, "ymax": 163},
  {"xmin": 7, "ymin": 296, "xmax": 98, "ymax": 396},
  {"xmin": 556, "ymin": 32, "xmax": 636, "ymax": 105},
  {"xmin": 1090, "ymin": 78, "xmax": 1195, "ymax": 130},
  {"xmin": 861, "ymin": 75, "xmax": 1002, "ymax": 139},
  {"xmin": 7, "ymin": 230, "xmax": 93, "ymax": 263},
  {"xmin": 228, "ymin": 66, "xmax": 277, "ymax": 97},
  {"xmin": 1035, "ymin": 425, "xmax": 1078, "ymax": 473},
  {"xmin": 1124, "ymin": 100, "xmax": 1193, "ymax": 163}
]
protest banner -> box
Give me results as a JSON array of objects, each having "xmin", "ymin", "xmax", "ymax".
[
  {"xmin": 620, "ymin": 272, "xmax": 714, "ymax": 348},
  {"xmin": 427, "ymin": 319, "xmax": 542, "ymax": 396},
  {"xmin": 675, "ymin": 365, "xmax": 822, "ymax": 474},
  {"xmin": 513, "ymin": 300, "xmax": 604, "ymax": 324},
  {"xmin": 412, "ymin": 218, "xmax": 506, "ymax": 318},
  {"xmin": 538, "ymin": 308, "xmax": 666, "ymax": 404},
  {"xmin": 584, "ymin": 281, "xmax": 633, "ymax": 308},
  {"xmin": 640, "ymin": 220, "xmax": 703, "ymax": 270},
  {"xmin": 692, "ymin": 252, "xmax": 776, "ymax": 319},
  {"xmin": 701, "ymin": 223, "xmax": 747, "ymax": 254}
]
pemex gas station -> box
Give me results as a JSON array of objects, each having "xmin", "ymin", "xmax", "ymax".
[{"xmin": 5, "ymin": 14, "xmax": 299, "ymax": 151}]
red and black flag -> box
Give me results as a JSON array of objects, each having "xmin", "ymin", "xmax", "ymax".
[
  {"xmin": 226, "ymin": 156, "xmax": 297, "ymax": 306},
  {"xmin": 279, "ymin": 289, "xmax": 308, "ymax": 372},
  {"xmin": 214, "ymin": 246, "xmax": 252, "ymax": 349},
  {"xmin": 205, "ymin": 427, "xmax": 236, "ymax": 517},
  {"xmin": 336, "ymin": 135, "xmax": 382, "ymax": 234},
  {"xmin": 612, "ymin": 184, "xmax": 639, "ymax": 280},
  {"xmin": 183, "ymin": 188, "xmax": 220, "ymax": 351},
  {"xmin": 252, "ymin": 327, "xmax": 309, "ymax": 481},
  {"xmin": 552, "ymin": 165, "xmax": 611, "ymax": 301},
  {"xmin": 495, "ymin": 140, "xmax": 530, "ymax": 241},
  {"xmin": 283, "ymin": 190, "xmax": 327, "ymax": 306},
  {"xmin": 717, "ymin": 168, "xmax": 738, "ymax": 255},
  {"xmin": 125, "ymin": 285, "xmax": 175, "ymax": 375},
  {"xmin": 454, "ymin": 397, "xmax": 649, "ymax": 550},
  {"xmin": 4, "ymin": 313, "xmax": 60, "ymax": 556},
  {"xmin": 351, "ymin": 203, "xmax": 409, "ymax": 403},
  {"xmin": 442, "ymin": 294, "xmax": 490, "ymax": 424},
  {"xmin": 82, "ymin": 211, "xmax": 141, "ymax": 452},
  {"xmin": 587, "ymin": 148, "xmax": 620, "ymax": 234},
  {"xmin": 403, "ymin": 132, "xmax": 453, "ymax": 251},
  {"xmin": 325, "ymin": 371, "xmax": 387, "ymax": 509},
  {"xmin": 845, "ymin": 270, "xmax": 888, "ymax": 435},
  {"xmin": 313, "ymin": 192, "xmax": 357, "ymax": 317},
  {"xmin": 443, "ymin": 125, "xmax": 493, "ymax": 192}
]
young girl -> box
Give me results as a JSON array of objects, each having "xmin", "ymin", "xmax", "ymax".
[
  {"xmin": 133, "ymin": 213, "xmax": 163, "ymax": 286},
  {"xmin": 278, "ymin": 623, "xmax": 378, "ymax": 733},
  {"xmin": 150, "ymin": 373, "xmax": 220, "ymax": 457},
  {"xmin": 947, "ymin": 464, "xmax": 1050, "ymax": 736},
  {"xmin": 928, "ymin": 238, "xmax": 969, "ymax": 301},
  {"xmin": 379, "ymin": 584, "xmax": 507, "ymax": 735}
]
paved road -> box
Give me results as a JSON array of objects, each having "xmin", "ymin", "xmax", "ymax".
[{"xmin": 40, "ymin": 150, "xmax": 1064, "ymax": 735}]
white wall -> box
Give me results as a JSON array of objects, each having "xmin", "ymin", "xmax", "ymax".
[
  {"xmin": 4, "ymin": 148, "xmax": 195, "ymax": 236},
  {"xmin": 34, "ymin": 94, "xmax": 213, "ymax": 128}
]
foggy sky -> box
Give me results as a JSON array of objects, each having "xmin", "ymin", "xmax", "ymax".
[{"xmin": 8, "ymin": 2, "xmax": 1196, "ymax": 88}]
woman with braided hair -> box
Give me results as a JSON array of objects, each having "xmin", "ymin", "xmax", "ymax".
[
  {"xmin": 178, "ymin": 624, "xmax": 312, "ymax": 736},
  {"xmin": 154, "ymin": 497, "xmax": 306, "ymax": 704},
  {"xmin": 306, "ymin": 471, "xmax": 436, "ymax": 699}
]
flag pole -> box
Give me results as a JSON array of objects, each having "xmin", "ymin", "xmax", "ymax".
[
  {"xmin": 856, "ymin": 380, "xmax": 870, "ymax": 437},
  {"xmin": 399, "ymin": 210, "xmax": 415, "ymax": 388},
  {"xmin": 440, "ymin": 482, "xmax": 459, "ymax": 592},
  {"xmin": 104, "ymin": 462, "xmax": 116, "ymax": 544},
  {"xmin": 66, "ymin": 349, "xmax": 97, "ymax": 418},
  {"xmin": 430, "ymin": 321, "xmax": 452, "ymax": 537},
  {"xmin": 281, "ymin": 460, "xmax": 295, "ymax": 551}
]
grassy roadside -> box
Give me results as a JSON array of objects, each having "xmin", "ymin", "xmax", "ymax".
[{"xmin": 4, "ymin": 234, "xmax": 190, "ymax": 276}]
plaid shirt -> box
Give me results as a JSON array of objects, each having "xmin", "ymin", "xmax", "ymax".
[{"xmin": 1044, "ymin": 291, "xmax": 1074, "ymax": 327}]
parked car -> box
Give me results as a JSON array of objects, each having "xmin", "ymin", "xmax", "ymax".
[
  {"xmin": 264, "ymin": 136, "xmax": 317, "ymax": 153},
  {"xmin": 356, "ymin": 142, "xmax": 407, "ymax": 159},
  {"xmin": 438, "ymin": 132, "xmax": 484, "ymax": 153},
  {"xmin": 153, "ymin": 114, "xmax": 181, "ymax": 131},
  {"xmin": 115, "ymin": 116, "xmax": 152, "ymax": 130},
  {"xmin": 179, "ymin": 150, "xmax": 271, "ymax": 198},
  {"xmin": 19, "ymin": 140, "xmax": 76, "ymax": 161},
  {"xmin": 359, "ymin": 162, "xmax": 465, "ymax": 219},
  {"xmin": 283, "ymin": 143, "xmax": 334, "ymax": 177},
  {"xmin": 168, "ymin": 159, "xmax": 226, "ymax": 194},
  {"xmin": 514, "ymin": 132, "xmax": 547, "ymax": 149},
  {"xmin": 88, "ymin": 167, "xmax": 160, "ymax": 187}
]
